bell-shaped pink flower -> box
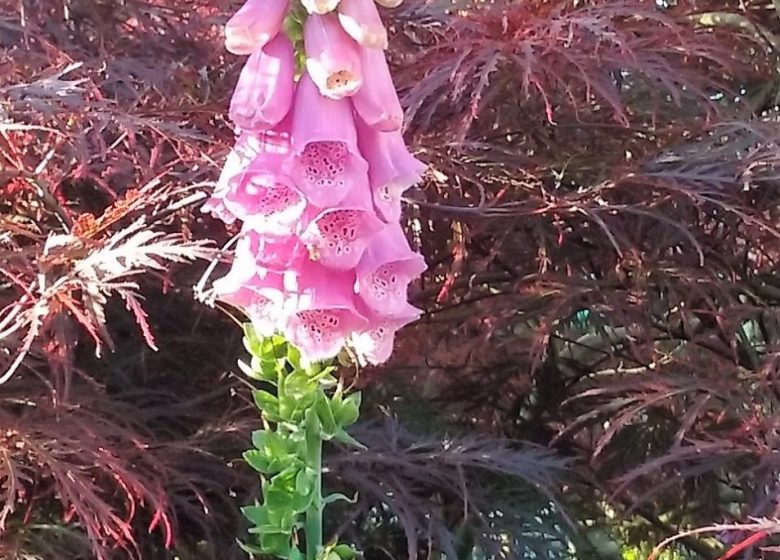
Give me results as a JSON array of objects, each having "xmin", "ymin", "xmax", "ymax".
[
  {"xmin": 206, "ymin": 128, "xmax": 300, "ymax": 234},
  {"xmin": 213, "ymin": 250, "xmax": 287, "ymax": 336},
  {"xmin": 287, "ymin": 73, "xmax": 369, "ymax": 207},
  {"xmin": 282, "ymin": 260, "xmax": 367, "ymax": 362},
  {"xmin": 229, "ymin": 34, "xmax": 296, "ymax": 132},
  {"xmin": 239, "ymin": 230, "xmax": 306, "ymax": 272},
  {"xmin": 302, "ymin": 0, "xmax": 341, "ymax": 15},
  {"xmin": 356, "ymin": 117, "xmax": 426, "ymax": 221},
  {"xmin": 224, "ymin": 0, "xmax": 290, "ymax": 55},
  {"xmin": 202, "ymin": 149, "xmax": 247, "ymax": 225},
  {"xmin": 225, "ymin": 157, "xmax": 306, "ymax": 237},
  {"xmin": 337, "ymin": 0, "xmax": 387, "ymax": 49},
  {"xmin": 300, "ymin": 183, "xmax": 383, "ymax": 270},
  {"xmin": 304, "ymin": 15, "xmax": 363, "ymax": 99},
  {"xmin": 350, "ymin": 302, "xmax": 420, "ymax": 365},
  {"xmin": 352, "ymin": 47, "xmax": 403, "ymax": 131},
  {"xmin": 356, "ymin": 224, "xmax": 426, "ymax": 314}
]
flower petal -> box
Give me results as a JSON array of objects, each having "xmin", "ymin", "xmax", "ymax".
[
  {"xmin": 350, "ymin": 303, "xmax": 421, "ymax": 365},
  {"xmin": 304, "ymin": 14, "xmax": 363, "ymax": 99},
  {"xmin": 355, "ymin": 117, "xmax": 426, "ymax": 221},
  {"xmin": 225, "ymin": 0, "xmax": 290, "ymax": 55},
  {"xmin": 229, "ymin": 34, "xmax": 296, "ymax": 132},
  {"xmin": 337, "ymin": 0, "xmax": 388, "ymax": 49},
  {"xmin": 356, "ymin": 224, "xmax": 426, "ymax": 314},
  {"xmin": 282, "ymin": 260, "xmax": 367, "ymax": 361},
  {"xmin": 288, "ymin": 73, "xmax": 368, "ymax": 206},
  {"xmin": 300, "ymin": 184, "xmax": 384, "ymax": 270}
]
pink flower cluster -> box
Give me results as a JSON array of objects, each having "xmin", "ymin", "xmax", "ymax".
[{"xmin": 203, "ymin": 0, "xmax": 426, "ymax": 364}]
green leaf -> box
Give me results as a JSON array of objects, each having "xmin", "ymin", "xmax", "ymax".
[
  {"xmin": 286, "ymin": 343, "xmax": 302, "ymax": 369},
  {"xmin": 332, "ymin": 544, "xmax": 358, "ymax": 560},
  {"xmin": 265, "ymin": 467, "xmax": 313, "ymax": 513},
  {"xmin": 237, "ymin": 358, "xmax": 262, "ymax": 381},
  {"xmin": 250, "ymin": 355, "xmax": 280, "ymax": 383},
  {"xmin": 260, "ymin": 532, "xmax": 293, "ymax": 556},
  {"xmin": 295, "ymin": 467, "xmax": 315, "ymax": 495},
  {"xmin": 253, "ymin": 389, "xmax": 280, "ymax": 420},
  {"xmin": 322, "ymin": 492, "xmax": 358, "ymax": 506},
  {"xmin": 334, "ymin": 392, "xmax": 361, "ymax": 428},
  {"xmin": 332, "ymin": 429, "xmax": 366, "ymax": 449},
  {"xmin": 284, "ymin": 370, "xmax": 318, "ymax": 400},
  {"xmin": 315, "ymin": 393, "xmax": 337, "ymax": 438},
  {"xmin": 249, "ymin": 430, "xmax": 303, "ymax": 474},
  {"xmin": 243, "ymin": 449, "xmax": 270, "ymax": 473},
  {"xmin": 242, "ymin": 324, "xmax": 262, "ymax": 355},
  {"xmin": 240, "ymin": 504, "xmax": 267, "ymax": 527},
  {"xmin": 237, "ymin": 540, "xmax": 266, "ymax": 556}
]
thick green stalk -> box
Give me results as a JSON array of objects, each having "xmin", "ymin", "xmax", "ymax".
[{"xmin": 305, "ymin": 408, "xmax": 323, "ymax": 560}]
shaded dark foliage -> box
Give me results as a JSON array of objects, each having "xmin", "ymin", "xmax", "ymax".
[
  {"xmin": 373, "ymin": 0, "xmax": 780, "ymax": 556},
  {"xmin": 329, "ymin": 418, "xmax": 570, "ymax": 560}
]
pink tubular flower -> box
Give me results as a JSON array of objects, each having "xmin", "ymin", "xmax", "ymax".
[
  {"xmin": 204, "ymin": 128, "xmax": 300, "ymax": 234},
  {"xmin": 202, "ymin": 149, "xmax": 246, "ymax": 225},
  {"xmin": 229, "ymin": 34, "xmax": 296, "ymax": 132},
  {"xmin": 240, "ymin": 229, "xmax": 306, "ymax": 272},
  {"xmin": 224, "ymin": 0, "xmax": 290, "ymax": 56},
  {"xmin": 302, "ymin": 0, "xmax": 341, "ymax": 15},
  {"xmin": 356, "ymin": 224, "xmax": 426, "ymax": 314},
  {"xmin": 283, "ymin": 260, "xmax": 367, "ymax": 361},
  {"xmin": 356, "ymin": 117, "xmax": 426, "ymax": 221},
  {"xmin": 287, "ymin": 73, "xmax": 369, "ymax": 207},
  {"xmin": 225, "ymin": 147, "xmax": 306, "ymax": 237},
  {"xmin": 210, "ymin": 0, "xmax": 426, "ymax": 365},
  {"xmin": 337, "ymin": 0, "xmax": 388, "ymax": 49},
  {"xmin": 374, "ymin": 0, "xmax": 403, "ymax": 8},
  {"xmin": 350, "ymin": 302, "xmax": 421, "ymax": 365},
  {"xmin": 304, "ymin": 14, "xmax": 363, "ymax": 99},
  {"xmin": 300, "ymin": 184, "xmax": 383, "ymax": 270},
  {"xmin": 213, "ymin": 245, "xmax": 288, "ymax": 336},
  {"xmin": 352, "ymin": 46, "xmax": 403, "ymax": 131}
]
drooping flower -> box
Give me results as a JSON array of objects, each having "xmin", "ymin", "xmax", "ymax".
[
  {"xmin": 301, "ymin": 0, "xmax": 341, "ymax": 16},
  {"xmin": 350, "ymin": 302, "xmax": 420, "ymax": 365},
  {"xmin": 304, "ymin": 14, "xmax": 363, "ymax": 99},
  {"xmin": 210, "ymin": 0, "xmax": 427, "ymax": 365},
  {"xmin": 224, "ymin": 0, "xmax": 290, "ymax": 55},
  {"xmin": 203, "ymin": 128, "xmax": 297, "ymax": 231},
  {"xmin": 202, "ymin": 149, "xmax": 245, "ymax": 225},
  {"xmin": 351, "ymin": 46, "xmax": 403, "ymax": 131},
  {"xmin": 356, "ymin": 224, "xmax": 426, "ymax": 314},
  {"xmin": 224, "ymin": 141, "xmax": 306, "ymax": 236},
  {"xmin": 213, "ymin": 237, "xmax": 288, "ymax": 336},
  {"xmin": 240, "ymin": 227, "xmax": 306, "ymax": 273},
  {"xmin": 283, "ymin": 260, "xmax": 367, "ymax": 361},
  {"xmin": 337, "ymin": 0, "xmax": 388, "ymax": 49},
  {"xmin": 373, "ymin": 0, "xmax": 403, "ymax": 8},
  {"xmin": 300, "ymin": 181, "xmax": 383, "ymax": 270},
  {"xmin": 286, "ymin": 73, "xmax": 369, "ymax": 207},
  {"xmin": 356, "ymin": 116, "xmax": 426, "ymax": 221},
  {"xmin": 229, "ymin": 34, "xmax": 296, "ymax": 132}
]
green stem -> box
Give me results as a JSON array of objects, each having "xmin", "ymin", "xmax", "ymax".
[{"xmin": 305, "ymin": 409, "xmax": 323, "ymax": 560}]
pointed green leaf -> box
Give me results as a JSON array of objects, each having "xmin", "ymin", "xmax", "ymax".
[
  {"xmin": 333, "ymin": 429, "xmax": 366, "ymax": 449},
  {"xmin": 315, "ymin": 393, "xmax": 337, "ymax": 438},
  {"xmin": 243, "ymin": 449, "xmax": 270, "ymax": 473},
  {"xmin": 334, "ymin": 392, "xmax": 361, "ymax": 428},
  {"xmin": 333, "ymin": 544, "xmax": 358, "ymax": 560},
  {"xmin": 322, "ymin": 492, "xmax": 358, "ymax": 506},
  {"xmin": 253, "ymin": 389, "xmax": 280, "ymax": 420}
]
